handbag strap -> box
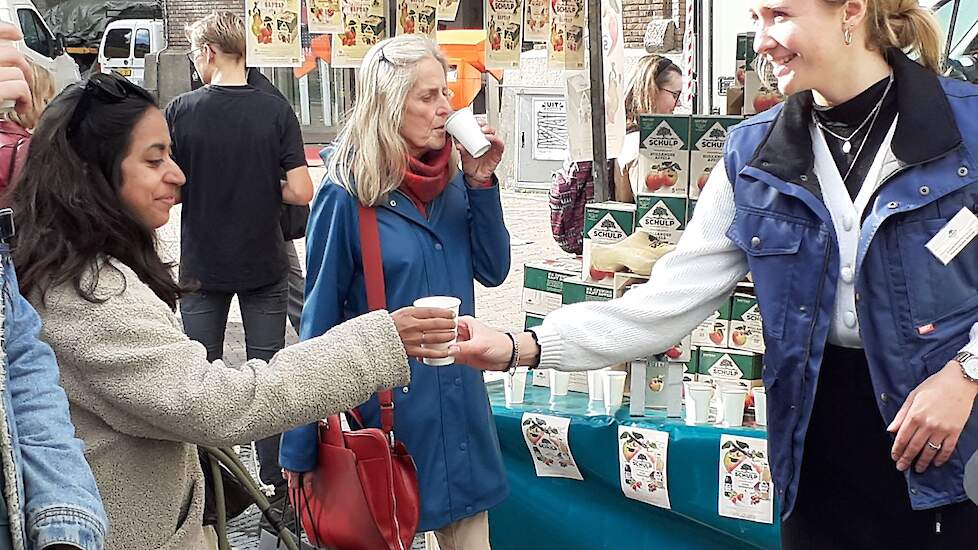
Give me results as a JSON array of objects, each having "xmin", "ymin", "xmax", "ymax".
[{"xmin": 358, "ymin": 204, "xmax": 395, "ymax": 438}]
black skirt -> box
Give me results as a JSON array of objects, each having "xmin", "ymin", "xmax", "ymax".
[{"xmin": 781, "ymin": 344, "xmax": 978, "ymax": 549}]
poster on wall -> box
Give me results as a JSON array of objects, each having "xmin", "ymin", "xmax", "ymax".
[
  {"xmin": 437, "ymin": 0, "xmax": 460, "ymax": 21},
  {"xmin": 246, "ymin": 0, "xmax": 303, "ymax": 67},
  {"xmin": 395, "ymin": 0, "xmax": 439, "ymax": 39},
  {"xmin": 718, "ymin": 435, "xmax": 775, "ymax": 524},
  {"xmin": 307, "ymin": 0, "xmax": 342, "ymax": 33},
  {"xmin": 521, "ymin": 413, "xmax": 584, "ymax": 480},
  {"xmin": 523, "ymin": 0, "xmax": 549, "ymax": 43},
  {"xmin": 601, "ymin": 0, "xmax": 625, "ymax": 158},
  {"xmin": 532, "ymin": 98, "xmax": 567, "ymax": 161},
  {"xmin": 331, "ymin": 0, "xmax": 387, "ymax": 68},
  {"xmin": 484, "ymin": 0, "xmax": 524, "ymax": 70},
  {"xmin": 618, "ymin": 427, "xmax": 671, "ymax": 509},
  {"xmin": 547, "ymin": 0, "xmax": 585, "ymax": 70},
  {"xmin": 564, "ymin": 71, "xmax": 592, "ymax": 162}
]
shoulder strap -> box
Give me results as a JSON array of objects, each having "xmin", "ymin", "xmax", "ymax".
[{"xmin": 357, "ymin": 205, "xmax": 395, "ymax": 437}]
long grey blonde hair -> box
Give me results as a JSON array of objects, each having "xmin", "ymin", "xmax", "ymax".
[{"xmin": 328, "ymin": 34, "xmax": 458, "ymax": 206}]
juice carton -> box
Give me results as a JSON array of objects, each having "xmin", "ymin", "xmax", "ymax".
[
  {"xmin": 637, "ymin": 115, "xmax": 691, "ymax": 197},
  {"xmin": 729, "ymin": 293, "xmax": 765, "ymax": 354},
  {"xmin": 691, "ymin": 296, "xmax": 733, "ymax": 347},
  {"xmin": 522, "ymin": 257, "xmax": 583, "ymax": 315},
  {"xmin": 635, "ymin": 194, "xmax": 687, "ymax": 246},
  {"xmin": 689, "ymin": 116, "xmax": 741, "ymax": 200}
]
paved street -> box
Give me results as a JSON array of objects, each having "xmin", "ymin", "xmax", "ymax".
[{"xmin": 157, "ymin": 177, "xmax": 562, "ymax": 548}]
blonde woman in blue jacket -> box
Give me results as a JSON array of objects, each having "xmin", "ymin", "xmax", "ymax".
[{"xmin": 280, "ymin": 34, "xmax": 511, "ymax": 548}]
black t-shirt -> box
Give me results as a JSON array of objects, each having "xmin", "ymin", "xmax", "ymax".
[{"xmin": 166, "ymin": 85, "xmax": 306, "ymax": 291}]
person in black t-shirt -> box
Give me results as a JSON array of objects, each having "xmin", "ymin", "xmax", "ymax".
[{"xmin": 166, "ymin": 11, "xmax": 313, "ymax": 523}]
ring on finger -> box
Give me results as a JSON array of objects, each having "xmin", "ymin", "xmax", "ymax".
[
  {"xmin": 927, "ymin": 441, "xmax": 943, "ymax": 451},
  {"xmin": 421, "ymin": 332, "xmax": 426, "ymax": 345}
]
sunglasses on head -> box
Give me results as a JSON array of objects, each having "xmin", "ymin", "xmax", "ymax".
[{"xmin": 67, "ymin": 73, "xmax": 154, "ymax": 137}]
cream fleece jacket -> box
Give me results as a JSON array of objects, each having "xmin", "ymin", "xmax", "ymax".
[{"xmin": 30, "ymin": 258, "xmax": 410, "ymax": 550}]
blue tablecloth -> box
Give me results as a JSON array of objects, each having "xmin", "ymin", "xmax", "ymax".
[{"xmin": 487, "ymin": 382, "xmax": 781, "ymax": 550}]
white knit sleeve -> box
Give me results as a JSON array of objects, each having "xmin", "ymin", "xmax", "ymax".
[{"xmin": 533, "ymin": 158, "xmax": 748, "ymax": 371}]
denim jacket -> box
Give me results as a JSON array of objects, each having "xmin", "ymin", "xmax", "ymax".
[{"xmin": 0, "ymin": 246, "xmax": 106, "ymax": 549}]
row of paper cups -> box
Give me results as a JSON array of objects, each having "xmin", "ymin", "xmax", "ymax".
[
  {"xmin": 503, "ymin": 369, "xmax": 629, "ymax": 408},
  {"xmin": 684, "ymin": 382, "xmax": 767, "ymax": 427}
]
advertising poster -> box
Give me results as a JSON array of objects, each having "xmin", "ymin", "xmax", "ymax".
[
  {"xmin": 601, "ymin": 0, "xmax": 625, "ymax": 157},
  {"xmin": 521, "ymin": 413, "xmax": 583, "ymax": 480},
  {"xmin": 396, "ymin": 0, "xmax": 439, "ymax": 39},
  {"xmin": 485, "ymin": 0, "xmax": 524, "ymax": 70},
  {"xmin": 718, "ymin": 435, "xmax": 775, "ymax": 524},
  {"xmin": 307, "ymin": 0, "xmax": 342, "ymax": 33},
  {"xmin": 437, "ymin": 0, "xmax": 460, "ymax": 21},
  {"xmin": 547, "ymin": 0, "xmax": 585, "ymax": 70},
  {"xmin": 532, "ymin": 98, "xmax": 567, "ymax": 161},
  {"xmin": 564, "ymin": 71, "xmax": 592, "ymax": 162},
  {"xmin": 331, "ymin": 0, "xmax": 387, "ymax": 68},
  {"xmin": 618, "ymin": 426, "xmax": 671, "ymax": 509},
  {"xmin": 246, "ymin": 0, "xmax": 303, "ymax": 67},
  {"xmin": 523, "ymin": 0, "xmax": 549, "ymax": 43}
]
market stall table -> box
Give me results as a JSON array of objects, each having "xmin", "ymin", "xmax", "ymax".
[{"xmin": 486, "ymin": 381, "xmax": 780, "ymax": 550}]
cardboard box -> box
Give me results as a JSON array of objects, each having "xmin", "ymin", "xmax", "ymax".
[
  {"xmin": 522, "ymin": 257, "xmax": 582, "ymax": 315},
  {"xmin": 613, "ymin": 271, "xmax": 649, "ymax": 298},
  {"xmin": 525, "ymin": 313, "xmax": 545, "ymax": 330},
  {"xmin": 561, "ymin": 275, "xmax": 615, "ymax": 305},
  {"xmin": 637, "ymin": 115, "xmax": 691, "ymax": 197},
  {"xmin": 729, "ymin": 293, "xmax": 765, "ymax": 353},
  {"xmin": 697, "ymin": 347, "xmax": 763, "ymax": 380},
  {"xmin": 687, "ymin": 199, "xmax": 697, "ymax": 224},
  {"xmin": 629, "ymin": 359, "xmax": 685, "ymax": 415},
  {"xmin": 689, "ymin": 116, "xmax": 741, "ymax": 200},
  {"xmin": 691, "ymin": 297, "xmax": 733, "ymax": 347},
  {"xmin": 582, "ymin": 201, "xmax": 636, "ymax": 281},
  {"xmin": 635, "ymin": 194, "xmax": 687, "ymax": 245}
]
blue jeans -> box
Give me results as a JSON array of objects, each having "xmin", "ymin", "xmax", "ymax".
[{"xmin": 180, "ymin": 276, "xmax": 289, "ymax": 490}]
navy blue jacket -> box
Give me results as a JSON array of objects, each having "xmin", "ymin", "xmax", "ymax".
[
  {"xmin": 724, "ymin": 50, "xmax": 978, "ymax": 517},
  {"xmin": 280, "ymin": 168, "xmax": 512, "ymax": 530}
]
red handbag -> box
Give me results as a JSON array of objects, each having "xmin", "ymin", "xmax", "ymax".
[{"xmin": 290, "ymin": 205, "xmax": 421, "ymax": 550}]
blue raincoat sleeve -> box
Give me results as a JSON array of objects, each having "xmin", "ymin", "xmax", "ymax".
[
  {"xmin": 279, "ymin": 181, "xmax": 357, "ymax": 472},
  {"xmin": 466, "ymin": 179, "xmax": 511, "ymax": 288}
]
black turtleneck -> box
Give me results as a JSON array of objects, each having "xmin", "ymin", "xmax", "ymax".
[{"xmin": 812, "ymin": 76, "xmax": 898, "ymax": 200}]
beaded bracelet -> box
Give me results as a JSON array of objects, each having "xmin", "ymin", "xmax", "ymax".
[{"xmin": 504, "ymin": 332, "xmax": 520, "ymax": 372}]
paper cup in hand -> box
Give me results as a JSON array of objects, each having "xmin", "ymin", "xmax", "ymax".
[
  {"xmin": 412, "ymin": 296, "xmax": 461, "ymax": 366},
  {"xmin": 445, "ymin": 109, "xmax": 491, "ymax": 158},
  {"xmin": 753, "ymin": 387, "xmax": 767, "ymax": 426}
]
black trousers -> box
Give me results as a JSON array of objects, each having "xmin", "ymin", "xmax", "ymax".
[{"xmin": 782, "ymin": 344, "xmax": 978, "ymax": 549}]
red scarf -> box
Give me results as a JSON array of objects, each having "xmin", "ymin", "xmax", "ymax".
[{"xmin": 399, "ymin": 142, "xmax": 452, "ymax": 217}]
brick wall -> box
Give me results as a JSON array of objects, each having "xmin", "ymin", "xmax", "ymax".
[
  {"xmin": 165, "ymin": 0, "xmax": 240, "ymax": 49},
  {"xmin": 622, "ymin": 0, "xmax": 685, "ymax": 50}
]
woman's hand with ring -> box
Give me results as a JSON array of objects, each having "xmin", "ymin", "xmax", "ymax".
[
  {"xmin": 887, "ymin": 360, "xmax": 978, "ymax": 473},
  {"xmin": 391, "ymin": 306, "xmax": 457, "ymax": 361},
  {"xmin": 459, "ymin": 123, "xmax": 504, "ymax": 186}
]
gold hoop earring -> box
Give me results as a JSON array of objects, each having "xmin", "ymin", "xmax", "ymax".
[{"xmin": 844, "ymin": 26, "xmax": 853, "ymax": 46}]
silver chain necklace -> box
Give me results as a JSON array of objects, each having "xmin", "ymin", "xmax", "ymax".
[{"xmin": 813, "ymin": 73, "xmax": 894, "ymax": 154}]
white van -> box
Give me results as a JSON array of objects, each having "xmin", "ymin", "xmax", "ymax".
[
  {"xmin": 98, "ymin": 19, "xmax": 164, "ymax": 88},
  {"xmin": 0, "ymin": 0, "xmax": 80, "ymax": 93}
]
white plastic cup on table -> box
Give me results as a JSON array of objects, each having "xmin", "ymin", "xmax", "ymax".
[
  {"xmin": 445, "ymin": 108, "xmax": 491, "ymax": 158},
  {"xmin": 603, "ymin": 371, "xmax": 627, "ymax": 411},
  {"xmin": 587, "ymin": 368, "xmax": 607, "ymax": 401},
  {"xmin": 684, "ymin": 382, "xmax": 713, "ymax": 426},
  {"xmin": 505, "ymin": 367, "xmax": 529, "ymax": 405},
  {"xmin": 753, "ymin": 387, "xmax": 767, "ymax": 426},
  {"xmin": 550, "ymin": 371, "xmax": 570, "ymax": 398},
  {"xmin": 411, "ymin": 296, "xmax": 461, "ymax": 366},
  {"xmin": 720, "ymin": 387, "xmax": 749, "ymax": 427}
]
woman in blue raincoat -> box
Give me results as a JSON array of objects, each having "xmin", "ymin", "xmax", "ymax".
[{"xmin": 279, "ymin": 34, "xmax": 511, "ymax": 548}]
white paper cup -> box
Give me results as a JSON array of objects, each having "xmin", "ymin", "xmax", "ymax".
[
  {"xmin": 685, "ymin": 382, "xmax": 713, "ymax": 425},
  {"xmin": 587, "ymin": 368, "xmax": 607, "ymax": 401},
  {"xmin": 721, "ymin": 387, "xmax": 749, "ymax": 427},
  {"xmin": 505, "ymin": 367, "xmax": 528, "ymax": 405},
  {"xmin": 753, "ymin": 387, "xmax": 767, "ymax": 426},
  {"xmin": 445, "ymin": 108, "xmax": 491, "ymax": 158},
  {"xmin": 412, "ymin": 296, "xmax": 461, "ymax": 366},
  {"xmin": 550, "ymin": 371, "xmax": 570, "ymax": 398},
  {"xmin": 603, "ymin": 371, "xmax": 627, "ymax": 410}
]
